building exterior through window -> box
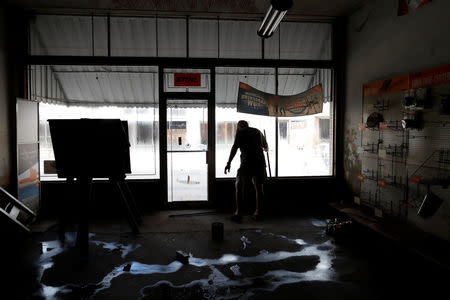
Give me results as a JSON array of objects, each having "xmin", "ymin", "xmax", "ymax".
[{"xmin": 27, "ymin": 15, "xmax": 335, "ymax": 202}]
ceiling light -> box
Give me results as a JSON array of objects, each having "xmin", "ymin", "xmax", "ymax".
[{"xmin": 257, "ymin": 0, "xmax": 293, "ymax": 39}]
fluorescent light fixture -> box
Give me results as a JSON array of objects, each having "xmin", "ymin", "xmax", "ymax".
[{"xmin": 257, "ymin": 0, "xmax": 293, "ymax": 39}]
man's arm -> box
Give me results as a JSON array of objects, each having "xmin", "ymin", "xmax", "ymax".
[{"xmin": 224, "ymin": 143, "xmax": 238, "ymax": 174}]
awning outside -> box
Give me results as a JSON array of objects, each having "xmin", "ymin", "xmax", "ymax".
[{"xmin": 30, "ymin": 66, "xmax": 332, "ymax": 108}]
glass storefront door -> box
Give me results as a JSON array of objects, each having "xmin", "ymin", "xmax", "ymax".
[{"xmin": 167, "ymin": 99, "xmax": 208, "ymax": 202}]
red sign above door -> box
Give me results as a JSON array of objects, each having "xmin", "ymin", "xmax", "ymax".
[{"xmin": 174, "ymin": 73, "xmax": 201, "ymax": 87}]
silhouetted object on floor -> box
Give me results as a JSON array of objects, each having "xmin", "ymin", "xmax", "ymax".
[
  {"xmin": 48, "ymin": 119, "xmax": 142, "ymax": 262},
  {"xmin": 123, "ymin": 263, "xmax": 132, "ymax": 272},
  {"xmin": 326, "ymin": 218, "xmax": 353, "ymax": 236},
  {"xmin": 0, "ymin": 186, "xmax": 36, "ymax": 233},
  {"xmin": 175, "ymin": 250, "xmax": 189, "ymax": 264}
]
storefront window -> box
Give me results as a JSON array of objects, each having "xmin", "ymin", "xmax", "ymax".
[
  {"xmin": 39, "ymin": 104, "xmax": 159, "ymax": 179},
  {"xmin": 277, "ymin": 68, "xmax": 333, "ymax": 176},
  {"xmin": 215, "ymin": 67, "xmax": 276, "ymax": 178}
]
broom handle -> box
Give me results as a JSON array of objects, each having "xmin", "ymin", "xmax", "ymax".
[{"xmin": 263, "ymin": 130, "xmax": 272, "ymax": 178}]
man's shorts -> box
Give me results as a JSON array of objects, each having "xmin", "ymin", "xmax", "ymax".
[{"xmin": 236, "ymin": 166, "xmax": 267, "ymax": 185}]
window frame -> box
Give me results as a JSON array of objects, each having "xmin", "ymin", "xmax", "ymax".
[
  {"xmin": 214, "ymin": 67, "xmax": 334, "ymax": 178},
  {"xmin": 25, "ymin": 14, "xmax": 339, "ymax": 182}
]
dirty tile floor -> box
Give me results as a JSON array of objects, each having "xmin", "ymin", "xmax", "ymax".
[{"xmin": 4, "ymin": 209, "xmax": 449, "ymax": 299}]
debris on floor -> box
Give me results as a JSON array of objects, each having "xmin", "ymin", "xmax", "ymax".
[
  {"xmin": 230, "ymin": 264, "xmax": 241, "ymax": 276},
  {"xmin": 240, "ymin": 235, "xmax": 251, "ymax": 249},
  {"xmin": 175, "ymin": 250, "xmax": 190, "ymax": 264},
  {"xmin": 123, "ymin": 263, "xmax": 132, "ymax": 272},
  {"xmin": 325, "ymin": 218, "xmax": 353, "ymax": 236}
]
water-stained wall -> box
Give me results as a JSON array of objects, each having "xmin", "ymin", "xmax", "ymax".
[{"xmin": 344, "ymin": 0, "xmax": 450, "ymax": 240}]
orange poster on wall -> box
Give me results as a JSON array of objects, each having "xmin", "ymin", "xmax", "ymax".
[
  {"xmin": 363, "ymin": 63, "xmax": 450, "ymax": 100},
  {"xmin": 363, "ymin": 75, "xmax": 410, "ymax": 99},
  {"xmin": 410, "ymin": 64, "xmax": 450, "ymax": 89}
]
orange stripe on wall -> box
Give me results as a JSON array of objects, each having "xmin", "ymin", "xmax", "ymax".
[
  {"xmin": 363, "ymin": 64, "xmax": 450, "ymax": 100},
  {"xmin": 363, "ymin": 75, "xmax": 410, "ymax": 99},
  {"xmin": 410, "ymin": 64, "xmax": 450, "ymax": 89}
]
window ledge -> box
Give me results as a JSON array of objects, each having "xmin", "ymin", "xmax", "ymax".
[{"xmin": 40, "ymin": 175, "xmax": 160, "ymax": 182}]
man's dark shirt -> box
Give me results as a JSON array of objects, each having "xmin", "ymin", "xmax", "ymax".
[{"xmin": 233, "ymin": 127, "xmax": 267, "ymax": 170}]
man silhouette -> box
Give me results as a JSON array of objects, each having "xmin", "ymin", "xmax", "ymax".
[{"xmin": 225, "ymin": 120, "xmax": 268, "ymax": 221}]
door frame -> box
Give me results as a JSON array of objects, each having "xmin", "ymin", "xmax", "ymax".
[{"xmin": 159, "ymin": 66, "xmax": 215, "ymax": 208}]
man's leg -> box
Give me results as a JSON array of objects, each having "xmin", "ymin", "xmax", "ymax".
[
  {"xmin": 234, "ymin": 179, "xmax": 241, "ymax": 216},
  {"xmin": 234, "ymin": 169, "xmax": 244, "ymax": 216},
  {"xmin": 252, "ymin": 168, "xmax": 266, "ymax": 217},
  {"xmin": 252, "ymin": 179, "xmax": 263, "ymax": 217}
]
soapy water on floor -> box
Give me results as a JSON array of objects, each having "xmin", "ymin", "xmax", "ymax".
[{"xmin": 36, "ymin": 229, "xmax": 336, "ymax": 299}]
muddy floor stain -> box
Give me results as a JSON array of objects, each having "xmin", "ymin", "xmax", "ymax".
[{"xmin": 36, "ymin": 229, "xmax": 336, "ymax": 299}]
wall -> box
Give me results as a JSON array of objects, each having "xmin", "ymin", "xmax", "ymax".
[
  {"xmin": 40, "ymin": 180, "xmax": 163, "ymax": 218},
  {"xmin": 40, "ymin": 177, "xmax": 338, "ymax": 218},
  {"xmin": 344, "ymin": 0, "xmax": 450, "ymax": 240},
  {"xmin": 0, "ymin": 4, "xmax": 10, "ymax": 190}
]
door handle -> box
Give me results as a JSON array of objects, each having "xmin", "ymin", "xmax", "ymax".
[{"xmin": 206, "ymin": 151, "xmax": 208, "ymax": 164}]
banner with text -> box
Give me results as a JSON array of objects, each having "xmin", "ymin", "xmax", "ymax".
[
  {"xmin": 363, "ymin": 63, "xmax": 450, "ymax": 99},
  {"xmin": 237, "ymin": 82, "xmax": 324, "ymax": 117}
]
